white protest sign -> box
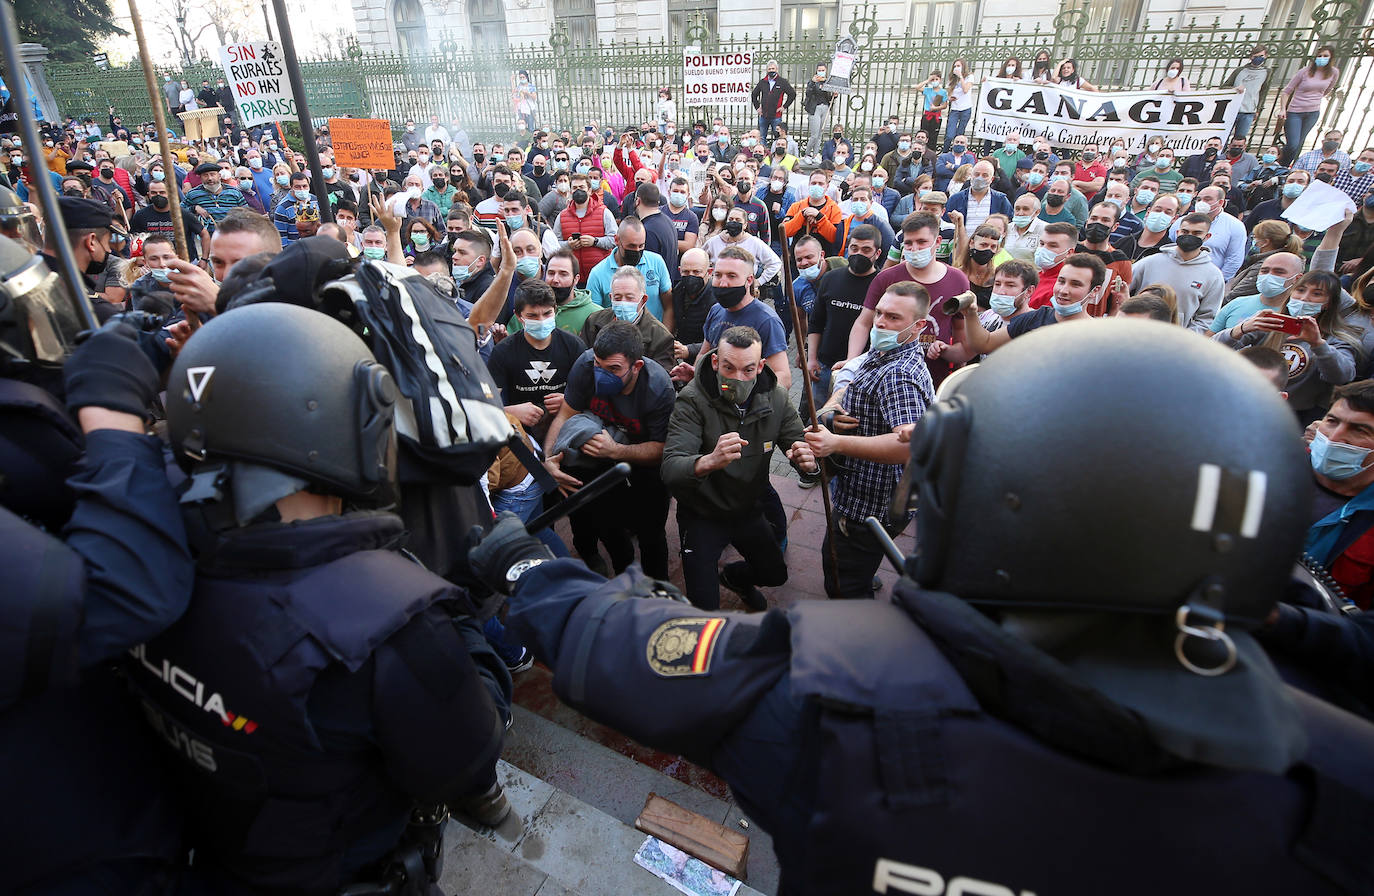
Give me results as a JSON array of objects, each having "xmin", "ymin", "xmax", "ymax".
[
  {"xmin": 218, "ymin": 42, "xmax": 296, "ymax": 128},
  {"xmin": 683, "ymin": 48, "xmax": 754, "ymax": 109},
  {"xmin": 974, "ymin": 78, "xmax": 1242, "ymax": 154},
  {"xmin": 1281, "ymin": 179, "xmax": 1356, "ymax": 232}
]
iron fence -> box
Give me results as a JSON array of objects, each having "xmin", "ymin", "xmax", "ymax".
[{"xmin": 41, "ymin": 0, "xmax": 1374, "ymax": 154}]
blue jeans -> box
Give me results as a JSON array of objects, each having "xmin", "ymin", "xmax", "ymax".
[
  {"xmin": 944, "ymin": 108, "xmax": 971, "ymax": 147},
  {"xmin": 1232, "ymin": 111, "xmax": 1256, "ymax": 140},
  {"xmin": 809, "ymin": 365, "xmax": 832, "ymax": 417},
  {"xmin": 758, "ymin": 115, "xmax": 783, "ymax": 143},
  {"xmin": 1282, "ymin": 110, "xmax": 1320, "ymax": 166},
  {"xmin": 494, "ymin": 484, "xmax": 569, "ymax": 557}
]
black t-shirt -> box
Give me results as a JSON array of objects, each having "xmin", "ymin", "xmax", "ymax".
[
  {"xmin": 1006, "ymin": 305, "xmax": 1059, "ymax": 339},
  {"xmin": 564, "ymin": 348, "xmax": 675, "ymax": 443},
  {"xmin": 809, "ymin": 268, "xmax": 873, "ymax": 365},
  {"xmin": 130, "ymin": 206, "xmax": 207, "ymax": 261},
  {"xmin": 488, "ymin": 327, "xmax": 585, "ymax": 407}
]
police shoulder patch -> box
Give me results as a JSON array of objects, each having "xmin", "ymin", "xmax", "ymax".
[{"xmin": 646, "ymin": 617, "xmax": 726, "ymax": 677}]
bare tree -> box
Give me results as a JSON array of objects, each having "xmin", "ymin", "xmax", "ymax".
[
  {"xmin": 157, "ymin": 0, "xmax": 215, "ymax": 67},
  {"xmin": 202, "ymin": 0, "xmax": 260, "ymax": 46}
]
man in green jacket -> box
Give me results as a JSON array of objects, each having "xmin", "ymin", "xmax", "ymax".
[
  {"xmin": 661, "ymin": 326, "xmax": 820, "ymax": 610},
  {"xmin": 508, "ymin": 249, "xmax": 599, "ymax": 336}
]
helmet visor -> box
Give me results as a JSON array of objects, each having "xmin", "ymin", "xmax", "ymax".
[{"xmin": 5, "ymin": 256, "xmax": 84, "ymax": 363}]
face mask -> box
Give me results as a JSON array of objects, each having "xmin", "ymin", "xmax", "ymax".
[
  {"xmin": 1026, "ymin": 173, "xmax": 1045, "ymax": 187},
  {"xmin": 897, "ymin": 140, "xmax": 912, "ymax": 153},
  {"xmin": 904, "ymin": 247, "xmax": 933, "ymax": 268},
  {"xmin": 355, "ymin": 246, "xmax": 385, "ymax": 261},
  {"xmin": 451, "ymin": 264, "xmax": 471, "ymax": 283},
  {"xmin": 1113, "ymin": 158, "xmax": 1128, "ymax": 168},
  {"xmin": 276, "ymin": 174, "xmax": 290, "ymax": 186},
  {"xmin": 411, "ymin": 234, "xmax": 430, "ymax": 249},
  {"xmin": 724, "ymin": 221, "xmax": 744, "ymax": 237},
  {"xmin": 1176, "ymin": 192, "xmax": 1193, "ymax": 207},
  {"xmin": 1012, "ymin": 214, "xmax": 1032, "ymax": 228},
  {"xmin": 319, "ymin": 167, "xmax": 335, "ymax": 179},
  {"xmin": 1081, "ymin": 222, "xmax": 1111, "ymax": 244},
  {"xmin": 847, "ymin": 253, "xmax": 874, "ymax": 275},
  {"xmin": 149, "ymin": 266, "xmax": 171, "ymax": 283},
  {"xmin": 1261, "ymin": 152, "xmax": 1278, "ymax": 164},
  {"xmin": 520, "ymin": 316, "xmax": 556, "ymax": 340},
  {"xmin": 873, "ymin": 176, "xmax": 887, "ymax": 190},
  {"xmin": 1082, "ymin": 151, "xmax": 1097, "ymax": 162},
  {"xmin": 1155, "ymin": 157, "xmax": 1173, "ymax": 170},
  {"xmin": 248, "ymin": 158, "xmax": 263, "ymax": 169},
  {"xmin": 1144, "ymin": 211, "xmax": 1172, "ymax": 232},
  {"xmin": 1288, "ymin": 297, "xmax": 1323, "ymax": 317},
  {"xmin": 576, "ymin": 163, "xmax": 592, "ymax": 175},
  {"xmin": 619, "ymin": 247, "xmax": 642, "ymax": 266},
  {"xmin": 432, "ymin": 177, "xmax": 448, "ymax": 190},
  {"xmin": 515, "ymin": 256, "xmax": 541, "ymax": 279},
  {"xmin": 572, "ymin": 188, "xmax": 589, "ymax": 205},
  {"xmin": 504, "ymin": 214, "xmax": 525, "ymax": 232},
  {"xmin": 768, "ymin": 179, "xmax": 785, "ymax": 193},
  {"xmin": 1353, "ymin": 161, "xmax": 1372, "ymax": 174},
  {"xmin": 549, "ymin": 284, "xmax": 574, "ymax": 303},
  {"xmin": 611, "ymin": 299, "xmax": 640, "ymax": 321},
  {"xmin": 969, "ymin": 176, "xmax": 990, "ymax": 193},
  {"xmin": 1282, "ymin": 183, "xmax": 1305, "ymax": 199},
  {"xmin": 1107, "ymin": 197, "xmax": 1125, "ymax": 210},
  {"xmin": 1255, "ymin": 273, "xmax": 1294, "ymax": 297},
  {"xmin": 969, "ymin": 246, "xmax": 996, "ymax": 265},
  {"xmin": 990, "ymin": 291, "xmax": 1020, "ymax": 317},
  {"xmin": 1252, "ymin": 55, "xmax": 1266, "ymax": 65},
  {"xmin": 715, "ymin": 285, "xmax": 747, "ymax": 308},
  {"xmin": 1193, "ymin": 200, "xmax": 1212, "ymax": 217},
  {"xmin": 1310, "ymin": 431, "xmax": 1371, "ymax": 480},
  {"xmin": 594, "ymin": 365, "xmax": 627, "ymax": 396},
  {"xmin": 1046, "ymin": 193, "xmax": 1066, "ymax": 208},
  {"xmin": 1167, "ymin": 68, "xmax": 1181, "ymax": 78},
  {"xmin": 799, "ymin": 263, "xmax": 822, "ymax": 281},
  {"xmin": 1051, "ymin": 297, "xmax": 1084, "ymax": 316},
  {"xmin": 1175, "ymin": 233, "xmax": 1204, "ymax": 253},
  {"xmin": 1034, "ymin": 246, "xmax": 1064, "ymax": 269},
  {"xmin": 150, "ymin": 195, "xmax": 169, "ymax": 210},
  {"xmin": 1315, "ymin": 56, "xmax": 1330, "ymax": 66},
  {"xmin": 1322, "ymin": 140, "xmax": 1340, "ymax": 154},
  {"xmin": 836, "ymin": 156, "xmax": 850, "ymax": 166},
  {"xmin": 239, "ymin": 178, "xmax": 254, "ymax": 190},
  {"xmin": 953, "ymin": 146, "xmax": 969, "ymax": 155},
  {"xmin": 869, "ymin": 322, "xmax": 912, "ymax": 353},
  {"xmin": 293, "ymin": 188, "xmax": 311, "ymax": 201},
  {"xmin": 666, "ymin": 190, "xmax": 688, "ymax": 209},
  {"xmin": 848, "ymin": 200, "xmax": 868, "ymax": 217},
  {"xmin": 716, "ymin": 373, "xmax": 756, "ymax": 405},
  {"xmin": 808, "ymin": 184, "xmax": 825, "ymax": 202},
  {"xmin": 589, "ymin": 177, "xmax": 602, "ymax": 190}
]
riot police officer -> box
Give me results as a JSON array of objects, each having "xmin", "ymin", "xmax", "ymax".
[
  {"xmin": 472, "ymin": 318, "xmax": 1374, "ymax": 895},
  {"xmin": 0, "ymin": 236, "xmax": 191, "ymax": 892},
  {"xmin": 137, "ymin": 302, "xmax": 510, "ymax": 895}
]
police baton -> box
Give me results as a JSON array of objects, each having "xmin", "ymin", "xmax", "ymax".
[
  {"xmin": 864, "ymin": 516, "xmax": 906, "ymax": 575},
  {"xmin": 523, "ymin": 461, "xmax": 630, "ymax": 533},
  {"xmin": 0, "ymin": 0, "xmax": 99, "ymax": 330}
]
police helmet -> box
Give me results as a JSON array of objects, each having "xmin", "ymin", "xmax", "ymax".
[
  {"xmin": 0, "ymin": 235, "xmax": 85, "ymax": 372},
  {"xmin": 166, "ymin": 303, "xmax": 398, "ymax": 508},
  {"xmin": 896, "ymin": 318, "xmax": 1309, "ymax": 626},
  {"xmin": 0, "ymin": 185, "xmax": 40, "ymax": 252}
]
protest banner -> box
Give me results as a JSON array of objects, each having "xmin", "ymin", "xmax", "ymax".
[
  {"xmin": 218, "ymin": 42, "xmax": 296, "ymax": 128},
  {"xmin": 974, "ymin": 77, "xmax": 1242, "ymax": 153},
  {"xmin": 328, "ymin": 118, "xmax": 394, "ymax": 169},
  {"xmin": 683, "ymin": 49, "xmax": 754, "ymax": 108}
]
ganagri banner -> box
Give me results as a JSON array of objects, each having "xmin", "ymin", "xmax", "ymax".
[
  {"xmin": 683, "ymin": 50, "xmax": 754, "ymax": 108},
  {"xmin": 973, "ymin": 77, "xmax": 1242, "ymax": 153}
]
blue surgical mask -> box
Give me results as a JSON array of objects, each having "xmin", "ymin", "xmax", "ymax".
[
  {"xmin": 1310, "ymin": 431, "xmax": 1372, "ymax": 480},
  {"xmin": 362, "ymin": 246, "xmax": 386, "ymax": 260},
  {"xmin": 152, "ymin": 170, "xmax": 166, "ymax": 182},
  {"xmin": 1314, "ymin": 56, "xmax": 1330, "ymax": 67},
  {"xmin": 990, "ymin": 291, "xmax": 1019, "ymax": 317},
  {"xmin": 149, "ymin": 266, "xmax": 171, "ymax": 283},
  {"xmin": 870, "ymin": 322, "xmax": 912, "ymax": 352},
  {"xmin": 808, "ymin": 184, "xmax": 825, "ymax": 201},
  {"xmin": 523, "ymin": 317, "xmax": 556, "ymax": 340},
  {"xmin": 505, "ymin": 215, "xmax": 525, "ymax": 232},
  {"xmin": 594, "ymin": 365, "xmax": 627, "ymax": 396},
  {"xmin": 1012, "ymin": 214, "xmax": 1032, "ymax": 228},
  {"xmin": 411, "ymin": 234, "xmax": 430, "ymax": 249},
  {"xmin": 612, "ymin": 299, "xmax": 640, "ymax": 321},
  {"xmin": 898, "ymin": 140, "xmax": 911, "ymax": 152},
  {"xmin": 848, "ymin": 199, "xmax": 867, "ymax": 216},
  {"xmin": 1033, "ymin": 245, "xmax": 1062, "ymax": 269},
  {"xmin": 1287, "ymin": 298, "xmax": 1323, "ymax": 317},
  {"xmin": 904, "ymin": 247, "xmax": 933, "ymax": 268},
  {"xmin": 451, "ymin": 264, "xmax": 471, "ymax": 282},
  {"xmin": 515, "ymin": 256, "xmax": 541, "ymax": 278},
  {"xmin": 1135, "ymin": 188, "xmax": 1156, "ymax": 205},
  {"xmin": 321, "ymin": 167, "xmax": 335, "ymax": 179},
  {"xmin": 293, "ymin": 188, "xmax": 311, "ymax": 202},
  {"xmin": 1051, "ymin": 297, "xmax": 1084, "ymax": 316},
  {"xmin": 576, "ymin": 163, "xmax": 591, "ymax": 174},
  {"xmin": 873, "ymin": 176, "xmax": 887, "ymax": 189},
  {"xmin": 1026, "ymin": 172, "xmax": 1045, "ymax": 187},
  {"xmin": 1282, "ymin": 183, "xmax": 1305, "ymax": 199},
  {"xmin": 1353, "ymin": 161, "xmax": 1372, "ymax": 174},
  {"xmin": 1144, "ymin": 211, "xmax": 1172, "ymax": 232},
  {"xmin": 1261, "ymin": 152, "xmax": 1278, "ymax": 164},
  {"xmin": 1256, "ymin": 273, "xmax": 1294, "ymax": 298}
]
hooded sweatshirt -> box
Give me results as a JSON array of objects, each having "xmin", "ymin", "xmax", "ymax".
[{"xmin": 1130, "ymin": 245, "xmax": 1225, "ymax": 333}]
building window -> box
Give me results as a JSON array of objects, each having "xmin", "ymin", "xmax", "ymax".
[
  {"xmin": 553, "ymin": 0, "xmax": 597, "ymax": 47},
  {"xmin": 669, "ymin": 0, "xmax": 717, "ymax": 44},
  {"xmin": 469, "ymin": 0, "xmax": 509, "ymax": 52},
  {"xmin": 780, "ymin": 0, "xmax": 838, "ymax": 37},
  {"xmin": 393, "ymin": 0, "xmax": 427, "ymax": 55},
  {"xmin": 907, "ymin": 1, "xmax": 979, "ymax": 38}
]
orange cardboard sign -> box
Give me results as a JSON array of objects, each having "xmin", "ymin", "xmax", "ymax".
[{"xmin": 328, "ymin": 117, "xmax": 393, "ymax": 169}]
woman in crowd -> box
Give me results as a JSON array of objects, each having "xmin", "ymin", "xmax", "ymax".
[
  {"xmin": 1030, "ymin": 50, "xmax": 1053, "ymax": 83},
  {"xmin": 945, "ymin": 59, "xmax": 975, "ymax": 147},
  {"xmin": 1225, "ymin": 219, "xmax": 1304, "ymax": 302},
  {"xmin": 921, "ymin": 71, "xmax": 948, "ymax": 146},
  {"xmin": 1224, "ymin": 44, "xmax": 1272, "ymax": 140},
  {"xmin": 699, "ymin": 195, "xmax": 733, "ymax": 245},
  {"xmin": 1153, "ymin": 58, "xmax": 1190, "ymax": 92},
  {"xmin": 999, "ymin": 56, "xmax": 1024, "ymax": 80},
  {"xmin": 948, "ymin": 162, "xmax": 973, "ymax": 194},
  {"xmin": 656, "ymin": 87, "xmax": 677, "ymax": 133},
  {"xmin": 402, "ymin": 216, "xmax": 439, "ymax": 260},
  {"xmin": 954, "ymin": 224, "xmax": 1011, "ymax": 304},
  {"xmin": 701, "ymin": 206, "xmax": 782, "ymax": 281},
  {"xmin": 270, "ymin": 161, "xmax": 294, "ymax": 208},
  {"xmin": 1055, "ymin": 58, "xmax": 1097, "ymax": 91},
  {"xmin": 1278, "ymin": 46, "xmax": 1340, "ymax": 165}
]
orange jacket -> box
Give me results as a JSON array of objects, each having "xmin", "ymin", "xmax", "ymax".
[{"xmin": 783, "ymin": 197, "xmax": 843, "ymax": 247}]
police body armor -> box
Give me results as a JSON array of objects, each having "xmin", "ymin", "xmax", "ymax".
[
  {"xmin": 783, "ymin": 584, "xmax": 1374, "ymax": 896},
  {"xmin": 129, "ymin": 522, "xmax": 448, "ymax": 894}
]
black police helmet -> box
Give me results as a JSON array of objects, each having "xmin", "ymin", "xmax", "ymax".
[
  {"xmin": 0, "ymin": 236, "xmax": 84, "ymax": 372},
  {"xmin": 167, "ymin": 303, "xmax": 398, "ymax": 506},
  {"xmin": 898, "ymin": 318, "xmax": 1309, "ymax": 625}
]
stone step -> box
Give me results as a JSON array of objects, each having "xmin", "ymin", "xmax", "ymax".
[{"xmin": 440, "ymin": 757, "xmax": 771, "ymax": 896}]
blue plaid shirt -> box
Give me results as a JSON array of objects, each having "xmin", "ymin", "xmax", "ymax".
[
  {"xmin": 1332, "ymin": 169, "xmax": 1374, "ymax": 205},
  {"xmin": 833, "ymin": 338, "xmax": 934, "ymax": 522},
  {"xmin": 181, "ymin": 184, "xmax": 247, "ymax": 225}
]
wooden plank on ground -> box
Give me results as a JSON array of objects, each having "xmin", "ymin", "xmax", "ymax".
[{"xmin": 634, "ymin": 791, "xmax": 750, "ymax": 879}]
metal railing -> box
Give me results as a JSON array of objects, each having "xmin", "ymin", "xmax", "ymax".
[{"xmin": 42, "ymin": 0, "xmax": 1374, "ymax": 153}]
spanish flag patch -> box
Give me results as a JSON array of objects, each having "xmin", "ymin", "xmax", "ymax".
[{"xmin": 645, "ymin": 617, "xmax": 726, "ymax": 677}]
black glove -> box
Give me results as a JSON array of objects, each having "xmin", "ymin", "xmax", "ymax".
[
  {"xmin": 63, "ymin": 320, "xmax": 160, "ymax": 417},
  {"xmin": 467, "ymin": 511, "xmax": 556, "ymax": 595}
]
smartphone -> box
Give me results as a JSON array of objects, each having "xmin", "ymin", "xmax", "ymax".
[
  {"xmin": 1274, "ymin": 314, "xmax": 1304, "ymax": 335},
  {"xmin": 569, "ymin": 233, "xmax": 581, "ymax": 242}
]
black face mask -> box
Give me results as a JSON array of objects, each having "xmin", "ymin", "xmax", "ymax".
[
  {"xmin": 619, "ymin": 247, "xmax": 643, "ymax": 266},
  {"xmin": 1322, "ymin": 140, "xmax": 1340, "ymax": 154},
  {"xmin": 1083, "ymin": 222, "xmax": 1111, "ymax": 244},
  {"xmin": 1035, "ymin": 151, "xmax": 1049, "ymax": 160},
  {"xmin": 533, "ymin": 166, "xmax": 545, "ymax": 175},
  {"xmin": 1226, "ymin": 146, "xmax": 1242, "ymax": 158},
  {"xmin": 150, "ymin": 195, "xmax": 169, "ymax": 210},
  {"xmin": 572, "ymin": 188, "xmax": 589, "ymax": 205},
  {"xmin": 1175, "ymin": 234, "xmax": 1204, "ymax": 253},
  {"xmin": 675, "ymin": 274, "xmax": 707, "ymax": 302},
  {"xmin": 846, "ymin": 253, "xmax": 874, "ymax": 275},
  {"xmin": 84, "ymin": 244, "xmax": 108, "ymax": 276},
  {"xmin": 1204, "ymin": 148, "xmax": 1217, "ymax": 159},
  {"xmin": 714, "ymin": 285, "xmax": 747, "ymax": 308},
  {"xmin": 433, "ymin": 178, "xmax": 447, "ymax": 189},
  {"xmin": 724, "ymin": 221, "xmax": 744, "ymax": 237},
  {"xmin": 969, "ymin": 247, "xmax": 996, "ymax": 265},
  {"xmin": 1046, "ymin": 193, "xmax": 1066, "ymax": 208},
  {"xmin": 99, "ymin": 168, "xmax": 114, "ymax": 179},
  {"xmin": 474, "ymin": 153, "xmax": 485, "ymax": 163},
  {"xmin": 493, "ymin": 182, "xmax": 511, "ymax": 198},
  {"xmin": 551, "ymin": 285, "xmax": 572, "ymax": 302}
]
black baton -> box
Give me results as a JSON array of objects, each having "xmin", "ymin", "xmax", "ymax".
[{"xmin": 524, "ymin": 462, "xmax": 631, "ymax": 533}]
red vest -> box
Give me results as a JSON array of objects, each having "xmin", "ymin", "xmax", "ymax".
[{"xmin": 559, "ymin": 199, "xmax": 610, "ymax": 286}]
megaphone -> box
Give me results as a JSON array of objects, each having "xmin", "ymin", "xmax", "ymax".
[{"xmin": 940, "ymin": 290, "xmax": 977, "ymax": 317}]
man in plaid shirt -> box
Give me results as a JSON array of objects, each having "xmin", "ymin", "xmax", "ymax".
[{"xmin": 806, "ymin": 281, "xmax": 934, "ymax": 598}]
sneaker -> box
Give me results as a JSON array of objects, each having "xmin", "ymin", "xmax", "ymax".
[
  {"xmin": 458, "ymin": 781, "xmax": 513, "ymax": 827},
  {"xmin": 720, "ymin": 567, "xmax": 768, "ymax": 612},
  {"xmin": 505, "ymin": 648, "xmax": 534, "ymax": 674}
]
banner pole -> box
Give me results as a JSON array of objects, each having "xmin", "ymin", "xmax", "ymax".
[{"xmin": 268, "ymin": 0, "xmax": 333, "ymax": 222}]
